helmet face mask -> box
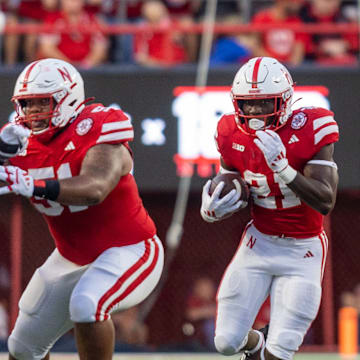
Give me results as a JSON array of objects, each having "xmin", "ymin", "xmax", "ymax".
[
  {"xmin": 14, "ymin": 94, "xmax": 59, "ymax": 134},
  {"xmin": 12, "ymin": 58, "xmax": 85, "ymax": 142},
  {"xmin": 231, "ymin": 57, "xmax": 294, "ymax": 135}
]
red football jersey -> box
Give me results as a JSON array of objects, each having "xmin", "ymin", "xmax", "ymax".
[
  {"xmin": 215, "ymin": 107, "xmax": 339, "ymax": 238},
  {"xmin": 10, "ymin": 104, "xmax": 157, "ymax": 265}
]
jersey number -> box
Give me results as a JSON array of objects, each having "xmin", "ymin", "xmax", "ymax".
[
  {"xmin": 28, "ymin": 163, "xmax": 88, "ymax": 216},
  {"xmin": 243, "ymin": 170, "xmax": 301, "ymax": 209}
]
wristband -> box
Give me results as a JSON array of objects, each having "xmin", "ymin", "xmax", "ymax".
[
  {"xmin": 33, "ymin": 179, "xmax": 60, "ymax": 201},
  {"xmin": 278, "ymin": 165, "xmax": 297, "ymax": 184},
  {"xmin": 0, "ymin": 138, "xmax": 19, "ymax": 158},
  {"xmin": 0, "ymin": 156, "xmax": 8, "ymax": 165}
]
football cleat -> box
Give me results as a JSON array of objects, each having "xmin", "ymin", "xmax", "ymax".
[{"xmin": 240, "ymin": 325, "xmax": 269, "ymax": 360}]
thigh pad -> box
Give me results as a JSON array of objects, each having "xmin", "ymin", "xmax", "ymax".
[
  {"xmin": 19, "ymin": 269, "xmax": 49, "ymax": 316},
  {"xmin": 283, "ymin": 279, "xmax": 321, "ymax": 320}
]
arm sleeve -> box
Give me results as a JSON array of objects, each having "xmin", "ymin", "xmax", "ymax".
[
  {"xmin": 95, "ymin": 109, "xmax": 134, "ymax": 146},
  {"xmin": 214, "ymin": 116, "xmax": 235, "ymax": 169},
  {"xmin": 311, "ymin": 108, "xmax": 339, "ymax": 152}
]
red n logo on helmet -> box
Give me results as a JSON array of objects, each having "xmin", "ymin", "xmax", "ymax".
[{"xmin": 58, "ymin": 67, "xmax": 72, "ymax": 83}]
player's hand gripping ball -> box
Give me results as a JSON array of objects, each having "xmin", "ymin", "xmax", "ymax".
[
  {"xmin": 200, "ymin": 172, "xmax": 250, "ymax": 223},
  {"xmin": 209, "ymin": 172, "xmax": 250, "ymax": 203}
]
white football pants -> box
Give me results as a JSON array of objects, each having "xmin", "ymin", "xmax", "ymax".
[
  {"xmin": 8, "ymin": 235, "xmax": 164, "ymax": 360},
  {"xmin": 215, "ymin": 222, "xmax": 327, "ymax": 360}
]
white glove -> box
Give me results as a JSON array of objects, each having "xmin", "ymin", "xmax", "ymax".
[
  {"xmin": 0, "ymin": 165, "xmax": 34, "ymax": 197},
  {"xmin": 254, "ymin": 129, "xmax": 297, "ymax": 184},
  {"xmin": 200, "ymin": 180, "xmax": 242, "ymax": 222},
  {"xmin": 254, "ymin": 130, "xmax": 288, "ymax": 172},
  {"xmin": 0, "ymin": 123, "xmax": 31, "ymax": 159}
]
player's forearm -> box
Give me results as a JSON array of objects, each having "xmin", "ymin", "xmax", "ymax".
[
  {"xmin": 56, "ymin": 143, "xmax": 129, "ymax": 205},
  {"xmin": 56, "ymin": 175, "xmax": 115, "ymax": 206},
  {"xmin": 286, "ymin": 173, "xmax": 337, "ymax": 215}
]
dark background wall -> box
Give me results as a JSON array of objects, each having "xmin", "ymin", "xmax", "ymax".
[{"xmin": 0, "ymin": 65, "xmax": 359, "ymax": 190}]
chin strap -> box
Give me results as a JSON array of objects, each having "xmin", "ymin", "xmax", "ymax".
[{"xmin": 75, "ymin": 97, "xmax": 95, "ymax": 112}]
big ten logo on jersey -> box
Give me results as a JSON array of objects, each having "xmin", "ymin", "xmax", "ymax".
[{"xmin": 172, "ymin": 86, "xmax": 330, "ymax": 178}]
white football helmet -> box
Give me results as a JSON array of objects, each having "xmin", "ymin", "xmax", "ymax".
[
  {"xmin": 12, "ymin": 58, "xmax": 85, "ymax": 142},
  {"xmin": 231, "ymin": 57, "xmax": 294, "ymax": 135}
]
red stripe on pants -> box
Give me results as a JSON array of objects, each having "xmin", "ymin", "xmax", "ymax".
[{"xmin": 95, "ymin": 238, "xmax": 153, "ymax": 321}]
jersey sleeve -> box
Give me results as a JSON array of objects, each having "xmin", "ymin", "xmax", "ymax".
[
  {"xmin": 95, "ymin": 108, "xmax": 134, "ymax": 146},
  {"xmin": 310, "ymin": 108, "xmax": 339, "ymax": 152},
  {"xmin": 214, "ymin": 114, "xmax": 235, "ymax": 168}
]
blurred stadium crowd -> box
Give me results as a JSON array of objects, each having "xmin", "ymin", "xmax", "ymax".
[{"xmin": 0, "ymin": 0, "xmax": 358, "ymax": 68}]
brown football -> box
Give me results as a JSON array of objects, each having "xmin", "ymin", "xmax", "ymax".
[{"xmin": 209, "ymin": 172, "xmax": 250, "ymax": 202}]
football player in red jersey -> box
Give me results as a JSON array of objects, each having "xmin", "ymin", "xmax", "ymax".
[
  {"xmin": 200, "ymin": 57, "xmax": 339, "ymax": 360},
  {"xmin": 0, "ymin": 58, "xmax": 164, "ymax": 360}
]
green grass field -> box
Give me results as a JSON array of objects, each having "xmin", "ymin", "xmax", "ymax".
[{"xmin": 0, "ymin": 353, "xmax": 358, "ymax": 360}]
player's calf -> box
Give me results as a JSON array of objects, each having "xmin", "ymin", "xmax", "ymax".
[{"xmin": 75, "ymin": 320, "xmax": 114, "ymax": 360}]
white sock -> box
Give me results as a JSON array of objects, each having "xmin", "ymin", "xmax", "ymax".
[{"xmin": 248, "ymin": 330, "xmax": 265, "ymax": 354}]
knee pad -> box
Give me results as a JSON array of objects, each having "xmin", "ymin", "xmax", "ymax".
[
  {"xmin": 283, "ymin": 279, "xmax": 321, "ymax": 320},
  {"xmin": 215, "ymin": 299, "xmax": 253, "ymax": 356},
  {"xmin": 268, "ymin": 280, "xmax": 322, "ymax": 360},
  {"xmin": 214, "ymin": 333, "xmax": 248, "ymax": 356},
  {"xmin": 8, "ymin": 335, "xmax": 44, "ymax": 360},
  {"xmin": 69, "ymin": 294, "xmax": 97, "ymax": 323},
  {"xmin": 275, "ymin": 329, "xmax": 303, "ymax": 353}
]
